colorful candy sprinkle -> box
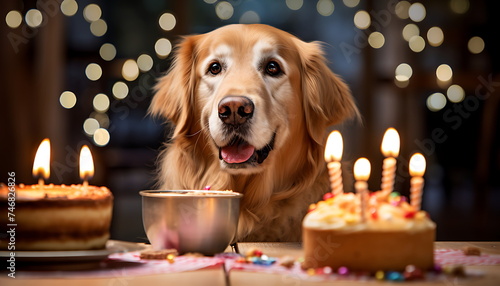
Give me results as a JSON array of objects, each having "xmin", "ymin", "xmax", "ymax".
[
  {"xmin": 337, "ymin": 266, "xmax": 349, "ymax": 276},
  {"xmin": 375, "ymin": 270, "xmax": 385, "ymax": 280},
  {"xmin": 386, "ymin": 271, "xmax": 404, "ymax": 281},
  {"xmin": 323, "ymin": 192, "xmax": 334, "ymax": 201},
  {"xmin": 204, "ymin": 186, "xmax": 211, "ymax": 190}
]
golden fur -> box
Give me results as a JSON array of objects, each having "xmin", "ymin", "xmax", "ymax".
[{"xmin": 150, "ymin": 24, "xmax": 358, "ymax": 241}]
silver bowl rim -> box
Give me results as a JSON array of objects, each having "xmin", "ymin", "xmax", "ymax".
[{"xmin": 139, "ymin": 190, "xmax": 243, "ymax": 198}]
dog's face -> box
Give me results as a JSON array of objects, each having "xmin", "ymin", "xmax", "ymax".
[{"xmin": 151, "ymin": 24, "xmax": 357, "ymax": 175}]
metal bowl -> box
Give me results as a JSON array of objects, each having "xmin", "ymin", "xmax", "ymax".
[{"xmin": 140, "ymin": 190, "xmax": 242, "ymax": 255}]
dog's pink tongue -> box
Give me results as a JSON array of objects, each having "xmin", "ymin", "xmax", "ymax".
[{"xmin": 221, "ymin": 143, "xmax": 255, "ymax": 163}]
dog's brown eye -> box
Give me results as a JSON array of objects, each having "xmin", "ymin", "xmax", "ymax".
[
  {"xmin": 208, "ymin": 62, "xmax": 222, "ymax": 75},
  {"xmin": 265, "ymin": 61, "xmax": 282, "ymax": 76}
]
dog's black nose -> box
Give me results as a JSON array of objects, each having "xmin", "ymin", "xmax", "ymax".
[{"xmin": 218, "ymin": 96, "xmax": 254, "ymax": 125}]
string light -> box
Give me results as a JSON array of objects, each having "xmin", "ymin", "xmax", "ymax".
[
  {"xmin": 409, "ymin": 36, "xmax": 425, "ymax": 52},
  {"xmin": 427, "ymin": 93, "xmax": 447, "ymax": 112},
  {"xmin": 395, "ymin": 1, "xmax": 410, "ymax": 19},
  {"xmin": 112, "ymin": 81, "xmax": 129, "ymax": 99},
  {"xmin": 436, "ymin": 64, "xmax": 453, "ymax": 82},
  {"xmin": 122, "ymin": 59, "xmax": 140, "ymax": 81},
  {"xmin": 468, "ymin": 36, "xmax": 485, "ymax": 54},
  {"xmin": 85, "ymin": 63, "xmax": 102, "ymax": 81},
  {"xmin": 137, "ymin": 54, "xmax": 154, "ymax": 72},
  {"xmin": 408, "ymin": 2, "xmax": 426, "ymax": 22},
  {"xmin": 354, "ymin": 10, "xmax": 370, "ymax": 29},
  {"xmin": 83, "ymin": 118, "xmax": 100, "ymax": 135},
  {"xmin": 60, "ymin": 0, "xmax": 78, "ymax": 17},
  {"xmin": 155, "ymin": 38, "xmax": 172, "ymax": 59},
  {"xmin": 286, "ymin": 0, "xmax": 303, "ymax": 10},
  {"xmin": 447, "ymin": 84, "xmax": 465, "ymax": 103},
  {"xmin": 93, "ymin": 128, "xmax": 110, "ymax": 146},
  {"xmin": 93, "ymin": 93, "xmax": 110, "ymax": 112},
  {"xmin": 83, "ymin": 4, "xmax": 101, "ymax": 22},
  {"xmin": 427, "ymin": 27, "xmax": 444, "ymax": 47},
  {"xmin": 395, "ymin": 63, "xmax": 413, "ymax": 82},
  {"xmin": 343, "ymin": 0, "xmax": 360, "ymax": 8},
  {"xmin": 240, "ymin": 11, "xmax": 260, "ymax": 24},
  {"xmin": 25, "ymin": 9, "xmax": 43, "ymax": 28},
  {"xmin": 317, "ymin": 0, "xmax": 335, "ymax": 17},
  {"xmin": 99, "ymin": 43, "xmax": 116, "ymax": 61},
  {"xmin": 215, "ymin": 1, "xmax": 234, "ymax": 20},
  {"xmin": 5, "ymin": 10, "xmax": 23, "ymax": 28},
  {"xmin": 90, "ymin": 19, "xmax": 107, "ymax": 37},
  {"xmin": 159, "ymin": 13, "xmax": 176, "ymax": 31},
  {"xmin": 368, "ymin": 32, "xmax": 385, "ymax": 49},
  {"xmin": 450, "ymin": 0, "xmax": 469, "ymax": 14},
  {"xmin": 402, "ymin": 24, "xmax": 419, "ymax": 42},
  {"xmin": 59, "ymin": 91, "xmax": 77, "ymax": 109}
]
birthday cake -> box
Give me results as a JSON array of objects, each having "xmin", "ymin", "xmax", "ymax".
[
  {"xmin": 302, "ymin": 191, "xmax": 435, "ymax": 272},
  {"xmin": 0, "ymin": 183, "xmax": 113, "ymax": 251}
]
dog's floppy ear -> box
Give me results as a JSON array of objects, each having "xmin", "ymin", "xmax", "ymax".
[
  {"xmin": 296, "ymin": 40, "xmax": 359, "ymax": 144},
  {"xmin": 149, "ymin": 35, "xmax": 199, "ymax": 137}
]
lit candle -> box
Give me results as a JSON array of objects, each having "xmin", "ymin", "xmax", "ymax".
[
  {"xmin": 32, "ymin": 138, "xmax": 51, "ymax": 187},
  {"xmin": 354, "ymin": 158, "xmax": 371, "ymax": 223},
  {"xmin": 79, "ymin": 145, "xmax": 95, "ymax": 190},
  {"xmin": 324, "ymin": 131, "xmax": 343, "ymax": 196},
  {"xmin": 409, "ymin": 153, "xmax": 426, "ymax": 211},
  {"xmin": 380, "ymin": 128, "xmax": 400, "ymax": 197}
]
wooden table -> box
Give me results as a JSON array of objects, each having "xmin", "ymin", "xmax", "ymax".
[{"xmin": 1, "ymin": 242, "xmax": 499, "ymax": 286}]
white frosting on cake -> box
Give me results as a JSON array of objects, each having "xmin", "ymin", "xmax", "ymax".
[{"xmin": 303, "ymin": 191, "xmax": 435, "ymax": 232}]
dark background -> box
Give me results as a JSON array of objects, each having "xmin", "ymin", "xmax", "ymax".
[{"xmin": 1, "ymin": 0, "xmax": 499, "ymax": 242}]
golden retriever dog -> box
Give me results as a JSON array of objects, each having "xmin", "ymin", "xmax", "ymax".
[{"xmin": 150, "ymin": 24, "xmax": 358, "ymax": 242}]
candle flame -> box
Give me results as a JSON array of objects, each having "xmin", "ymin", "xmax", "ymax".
[
  {"xmin": 354, "ymin": 157, "xmax": 371, "ymax": 181},
  {"xmin": 79, "ymin": 145, "xmax": 94, "ymax": 180},
  {"xmin": 324, "ymin": 130, "xmax": 343, "ymax": 162},
  {"xmin": 409, "ymin": 153, "xmax": 426, "ymax": 177},
  {"xmin": 381, "ymin": 128, "xmax": 400, "ymax": 157},
  {"xmin": 33, "ymin": 138, "xmax": 50, "ymax": 179}
]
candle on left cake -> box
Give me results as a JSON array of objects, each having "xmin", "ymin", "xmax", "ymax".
[{"xmin": 0, "ymin": 139, "xmax": 113, "ymax": 251}]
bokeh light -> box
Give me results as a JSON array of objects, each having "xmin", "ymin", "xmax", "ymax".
[
  {"xmin": 395, "ymin": 1, "xmax": 410, "ymax": 19},
  {"xmin": 343, "ymin": 0, "xmax": 360, "ymax": 8},
  {"xmin": 93, "ymin": 93, "xmax": 110, "ymax": 112},
  {"xmin": 59, "ymin": 91, "xmax": 77, "ymax": 109},
  {"xmin": 204, "ymin": 0, "xmax": 217, "ymax": 3},
  {"xmin": 93, "ymin": 128, "xmax": 110, "ymax": 146},
  {"xmin": 155, "ymin": 38, "xmax": 172, "ymax": 59},
  {"xmin": 85, "ymin": 63, "xmax": 102, "ymax": 81},
  {"xmin": 83, "ymin": 4, "xmax": 102, "ymax": 22},
  {"xmin": 368, "ymin": 32, "xmax": 385, "ymax": 49},
  {"xmin": 317, "ymin": 0, "xmax": 334, "ymax": 16},
  {"xmin": 159, "ymin": 13, "xmax": 176, "ymax": 31},
  {"xmin": 286, "ymin": 0, "xmax": 303, "ymax": 10},
  {"xmin": 427, "ymin": 92, "xmax": 447, "ymax": 111},
  {"xmin": 99, "ymin": 43, "xmax": 116, "ymax": 61},
  {"xmin": 408, "ymin": 2, "xmax": 426, "ymax": 22},
  {"xmin": 395, "ymin": 63, "xmax": 413, "ymax": 82},
  {"xmin": 5, "ymin": 10, "xmax": 23, "ymax": 28},
  {"xmin": 25, "ymin": 9, "xmax": 43, "ymax": 28},
  {"xmin": 450, "ymin": 0, "xmax": 469, "ymax": 14},
  {"xmin": 83, "ymin": 118, "xmax": 100, "ymax": 135},
  {"xmin": 427, "ymin": 27, "xmax": 444, "ymax": 47},
  {"xmin": 468, "ymin": 36, "xmax": 485, "ymax": 54},
  {"xmin": 354, "ymin": 10, "xmax": 370, "ymax": 30},
  {"xmin": 216, "ymin": 1, "xmax": 234, "ymax": 20},
  {"xmin": 447, "ymin": 84, "xmax": 465, "ymax": 103},
  {"xmin": 90, "ymin": 19, "xmax": 107, "ymax": 37},
  {"xmin": 436, "ymin": 64, "xmax": 453, "ymax": 82},
  {"xmin": 122, "ymin": 59, "xmax": 140, "ymax": 81},
  {"xmin": 60, "ymin": 0, "xmax": 78, "ymax": 17},
  {"xmin": 239, "ymin": 11, "xmax": 260, "ymax": 24},
  {"xmin": 402, "ymin": 23, "xmax": 419, "ymax": 42},
  {"xmin": 112, "ymin": 81, "xmax": 129, "ymax": 99},
  {"xmin": 409, "ymin": 36, "xmax": 425, "ymax": 52},
  {"xmin": 91, "ymin": 112, "xmax": 110, "ymax": 129},
  {"xmin": 137, "ymin": 54, "xmax": 154, "ymax": 72}
]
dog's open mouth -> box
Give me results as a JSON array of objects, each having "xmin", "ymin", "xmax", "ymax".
[{"xmin": 218, "ymin": 135, "xmax": 275, "ymax": 166}]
